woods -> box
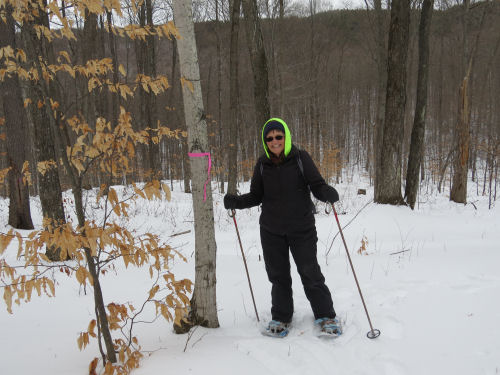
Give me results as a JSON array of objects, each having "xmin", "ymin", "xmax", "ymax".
[
  {"xmin": 1, "ymin": 0, "xmax": 499, "ymax": 373},
  {"xmin": 1, "ymin": 1, "xmax": 498, "ymax": 205}
]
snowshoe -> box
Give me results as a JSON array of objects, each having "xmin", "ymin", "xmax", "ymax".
[
  {"xmin": 262, "ymin": 320, "xmax": 290, "ymax": 338},
  {"xmin": 314, "ymin": 317, "xmax": 342, "ymax": 338}
]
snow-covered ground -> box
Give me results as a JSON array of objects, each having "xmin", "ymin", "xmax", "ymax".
[{"xmin": 1, "ymin": 176, "xmax": 499, "ymax": 375}]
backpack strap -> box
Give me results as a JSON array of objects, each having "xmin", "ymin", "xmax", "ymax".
[
  {"xmin": 297, "ymin": 150, "xmax": 316, "ymax": 214},
  {"xmin": 296, "ymin": 150, "xmax": 310, "ymax": 192},
  {"xmin": 296, "ymin": 151, "xmax": 305, "ymax": 180}
]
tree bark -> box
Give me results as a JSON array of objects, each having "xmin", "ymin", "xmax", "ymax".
[
  {"xmin": 82, "ymin": 10, "xmax": 98, "ymax": 125},
  {"xmin": 279, "ymin": 0, "xmax": 284, "ymax": 19},
  {"xmin": 375, "ymin": 0, "xmax": 410, "ymax": 205},
  {"xmin": 241, "ymin": 0, "xmax": 271, "ymax": 128},
  {"xmin": 20, "ymin": 2, "xmax": 66, "ymax": 248},
  {"xmin": 172, "ymin": 0, "xmax": 220, "ymax": 331},
  {"xmin": 405, "ymin": 0, "xmax": 434, "ymax": 209},
  {"xmin": 228, "ymin": 0, "xmax": 241, "ymax": 195},
  {"xmin": 373, "ymin": 0, "xmax": 387, "ymax": 200},
  {"xmin": 134, "ymin": 1, "xmax": 159, "ymax": 179},
  {"xmin": 107, "ymin": 10, "xmax": 120, "ymax": 126},
  {"xmin": 0, "ymin": 4, "xmax": 34, "ymax": 230},
  {"xmin": 145, "ymin": 0, "xmax": 160, "ymax": 177},
  {"xmin": 450, "ymin": 0, "xmax": 489, "ymax": 203},
  {"xmin": 450, "ymin": 68, "xmax": 471, "ymax": 203}
]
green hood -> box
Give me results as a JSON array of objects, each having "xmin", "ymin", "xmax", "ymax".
[{"xmin": 261, "ymin": 118, "xmax": 292, "ymax": 159}]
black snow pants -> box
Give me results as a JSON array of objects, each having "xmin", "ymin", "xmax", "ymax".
[{"xmin": 260, "ymin": 226, "xmax": 335, "ymax": 323}]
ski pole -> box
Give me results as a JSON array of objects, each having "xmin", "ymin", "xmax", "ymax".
[
  {"xmin": 228, "ymin": 209, "xmax": 260, "ymax": 322},
  {"xmin": 330, "ymin": 203, "xmax": 380, "ymax": 339}
]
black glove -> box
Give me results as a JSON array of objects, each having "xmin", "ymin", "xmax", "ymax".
[
  {"xmin": 325, "ymin": 187, "xmax": 339, "ymax": 204},
  {"xmin": 224, "ymin": 194, "xmax": 238, "ymax": 210}
]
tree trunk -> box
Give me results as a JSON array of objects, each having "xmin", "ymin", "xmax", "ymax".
[
  {"xmin": 228, "ymin": 0, "xmax": 241, "ymax": 195},
  {"xmin": 20, "ymin": 2, "xmax": 66, "ymax": 253},
  {"xmin": 405, "ymin": 0, "xmax": 434, "ymax": 209},
  {"xmin": 241, "ymin": 0, "xmax": 271, "ymax": 128},
  {"xmin": 82, "ymin": 10, "xmax": 98, "ymax": 126},
  {"xmin": 145, "ymin": 0, "xmax": 160, "ymax": 177},
  {"xmin": 373, "ymin": 0, "xmax": 387, "ymax": 199},
  {"xmin": 279, "ymin": 0, "xmax": 284, "ymax": 19},
  {"xmin": 72, "ymin": 181, "xmax": 117, "ymax": 364},
  {"xmin": 0, "ymin": 5, "xmax": 34, "ymax": 230},
  {"xmin": 450, "ymin": 70, "xmax": 471, "ymax": 203},
  {"xmin": 214, "ymin": 0, "xmax": 225, "ymax": 194},
  {"xmin": 375, "ymin": 0, "xmax": 410, "ymax": 205},
  {"xmin": 450, "ymin": 0, "xmax": 489, "ymax": 203},
  {"xmin": 172, "ymin": 0, "xmax": 220, "ymax": 331},
  {"xmin": 107, "ymin": 10, "xmax": 120, "ymax": 126},
  {"xmin": 133, "ymin": 2, "xmax": 159, "ymax": 179}
]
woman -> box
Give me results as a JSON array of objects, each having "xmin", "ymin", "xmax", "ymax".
[{"xmin": 224, "ymin": 118, "xmax": 341, "ymax": 336}]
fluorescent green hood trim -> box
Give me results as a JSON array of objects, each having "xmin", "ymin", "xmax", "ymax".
[{"xmin": 261, "ymin": 118, "xmax": 292, "ymax": 159}]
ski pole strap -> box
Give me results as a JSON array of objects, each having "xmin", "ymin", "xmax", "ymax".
[{"xmin": 188, "ymin": 152, "xmax": 211, "ymax": 201}]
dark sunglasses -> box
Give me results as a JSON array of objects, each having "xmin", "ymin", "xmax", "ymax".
[{"xmin": 265, "ymin": 135, "xmax": 284, "ymax": 142}]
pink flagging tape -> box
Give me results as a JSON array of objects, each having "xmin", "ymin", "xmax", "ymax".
[{"xmin": 188, "ymin": 152, "xmax": 212, "ymax": 201}]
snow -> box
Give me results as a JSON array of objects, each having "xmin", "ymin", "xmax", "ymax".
[{"xmin": 1, "ymin": 176, "xmax": 499, "ymax": 375}]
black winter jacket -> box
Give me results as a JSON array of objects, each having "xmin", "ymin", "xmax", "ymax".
[{"xmin": 233, "ymin": 145, "xmax": 338, "ymax": 235}]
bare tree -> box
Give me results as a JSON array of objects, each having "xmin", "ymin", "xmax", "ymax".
[
  {"xmin": 450, "ymin": 0, "xmax": 489, "ymax": 203},
  {"xmin": 0, "ymin": 3, "xmax": 34, "ymax": 230},
  {"xmin": 375, "ymin": 0, "xmax": 410, "ymax": 205},
  {"xmin": 241, "ymin": 0, "xmax": 271, "ymax": 128},
  {"xmin": 20, "ymin": 1, "xmax": 67, "ymax": 258},
  {"xmin": 371, "ymin": 0, "xmax": 388, "ymax": 199},
  {"xmin": 135, "ymin": 0, "xmax": 160, "ymax": 178},
  {"xmin": 172, "ymin": 0, "xmax": 220, "ymax": 331},
  {"xmin": 405, "ymin": 0, "xmax": 434, "ymax": 209},
  {"xmin": 227, "ymin": 0, "xmax": 241, "ymax": 194},
  {"xmin": 106, "ymin": 10, "xmax": 120, "ymax": 126}
]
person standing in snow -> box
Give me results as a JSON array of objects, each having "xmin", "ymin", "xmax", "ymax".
[{"xmin": 224, "ymin": 118, "xmax": 341, "ymax": 335}]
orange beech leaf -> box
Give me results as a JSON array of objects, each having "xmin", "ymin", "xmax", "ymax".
[
  {"xmin": 107, "ymin": 188, "xmax": 118, "ymax": 206},
  {"xmin": 0, "ymin": 229, "xmax": 14, "ymax": 255},
  {"xmin": 75, "ymin": 267, "xmax": 88, "ymax": 286},
  {"xmin": 37, "ymin": 160, "xmax": 57, "ymax": 176},
  {"xmin": 23, "ymin": 280, "xmax": 32, "ymax": 301},
  {"xmin": 48, "ymin": 1, "xmax": 63, "ymax": 23},
  {"xmin": 180, "ymin": 77, "xmax": 194, "ymax": 93},
  {"xmin": 88, "ymin": 357, "xmax": 99, "ymax": 375},
  {"xmin": 3, "ymin": 286, "xmax": 13, "ymax": 314},
  {"xmin": 46, "ymin": 279, "xmax": 55, "ymax": 297},
  {"xmin": 118, "ymin": 64, "xmax": 126, "ymax": 77},
  {"xmin": 162, "ymin": 183, "xmax": 171, "ymax": 201},
  {"xmin": 148, "ymin": 285, "xmax": 159, "ymax": 300},
  {"xmin": 103, "ymin": 361, "xmax": 114, "ymax": 375},
  {"xmin": 77, "ymin": 333, "xmax": 84, "ymax": 350},
  {"xmin": 59, "ymin": 50, "xmax": 71, "ymax": 64},
  {"xmin": 88, "ymin": 319, "xmax": 97, "ymax": 338}
]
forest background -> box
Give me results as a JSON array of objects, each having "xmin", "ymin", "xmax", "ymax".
[{"xmin": 1, "ymin": 0, "xmax": 499, "ymax": 203}]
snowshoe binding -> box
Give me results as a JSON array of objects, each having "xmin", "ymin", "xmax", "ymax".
[
  {"xmin": 262, "ymin": 320, "xmax": 290, "ymax": 338},
  {"xmin": 314, "ymin": 317, "xmax": 342, "ymax": 338}
]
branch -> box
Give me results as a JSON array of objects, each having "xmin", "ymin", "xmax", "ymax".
[
  {"xmin": 325, "ymin": 199, "xmax": 373, "ymax": 258},
  {"xmin": 183, "ymin": 326, "xmax": 198, "ymax": 353}
]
